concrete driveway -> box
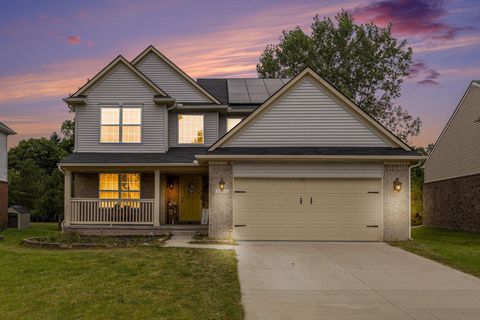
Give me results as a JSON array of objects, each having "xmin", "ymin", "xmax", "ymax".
[{"xmin": 235, "ymin": 242, "xmax": 480, "ymax": 320}]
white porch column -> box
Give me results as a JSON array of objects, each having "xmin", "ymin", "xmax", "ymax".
[
  {"xmin": 64, "ymin": 170, "xmax": 72, "ymax": 226},
  {"xmin": 154, "ymin": 170, "xmax": 160, "ymax": 227}
]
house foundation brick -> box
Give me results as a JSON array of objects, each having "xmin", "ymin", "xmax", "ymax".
[
  {"xmin": 424, "ymin": 173, "xmax": 480, "ymax": 232},
  {"xmin": 0, "ymin": 181, "xmax": 7, "ymax": 226},
  {"xmin": 383, "ymin": 164, "xmax": 410, "ymax": 241},
  {"xmin": 208, "ymin": 163, "xmax": 233, "ymax": 239}
]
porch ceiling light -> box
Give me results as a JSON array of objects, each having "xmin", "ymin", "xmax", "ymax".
[
  {"xmin": 219, "ymin": 177, "xmax": 226, "ymax": 191},
  {"xmin": 393, "ymin": 178, "xmax": 402, "ymax": 192}
]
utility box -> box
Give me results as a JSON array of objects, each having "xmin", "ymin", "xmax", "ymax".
[{"xmin": 8, "ymin": 205, "xmax": 30, "ymax": 229}]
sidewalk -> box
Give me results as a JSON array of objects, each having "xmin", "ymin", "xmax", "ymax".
[{"xmin": 164, "ymin": 234, "xmax": 235, "ymax": 250}]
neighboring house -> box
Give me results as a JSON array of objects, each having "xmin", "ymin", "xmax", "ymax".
[
  {"xmin": 0, "ymin": 121, "xmax": 16, "ymax": 226},
  {"xmin": 59, "ymin": 45, "xmax": 425, "ymax": 241},
  {"xmin": 424, "ymin": 81, "xmax": 480, "ymax": 232}
]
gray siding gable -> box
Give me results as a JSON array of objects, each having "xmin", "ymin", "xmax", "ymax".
[
  {"xmin": 135, "ymin": 52, "xmax": 213, "ymax": 103},
  {"xmin": 425, "ymin": 82, "xmax": 480, "ymax": 183},
  {"xmin": 225, "ymin": 77, "xmax": 390, "ymax": 148},
  {"xmin": 76, "ymin": 63, "xmax": 167, "ymax": 153}
]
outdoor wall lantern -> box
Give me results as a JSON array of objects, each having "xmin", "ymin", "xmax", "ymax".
[
  {"xmin": 219, "ymin": 177, "xmax": 226, "ymax": 191},
  {"xmin": 167, "ymin": 177, "xmax": 174, "ymax": 190},
  {"xmin": 393, "ymin": 178, "xmax": 402, "ymax": 192}
]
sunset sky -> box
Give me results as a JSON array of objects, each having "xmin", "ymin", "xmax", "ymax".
[{"xmin": 1, "ymin": 0, "xmax": 479, "ymax": 148}]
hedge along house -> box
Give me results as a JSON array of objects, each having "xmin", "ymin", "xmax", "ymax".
[
  {"xmin": 59, "ymin": 46, "xmax": 425, "ymax": 240},
  {"xmin": 0, "ymin": 121, "xmax": 16, "ymax": 226},
  {"xmin": 424, "ymin": 81, "xmax": 480, "ymax": 232}
]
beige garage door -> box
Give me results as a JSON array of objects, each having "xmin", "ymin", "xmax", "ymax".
[{"xmin": 234, "ymin": 178, "xmax": 382, "ymax": 241}]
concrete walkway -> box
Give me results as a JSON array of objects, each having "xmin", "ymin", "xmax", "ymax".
[
  {"xmin": 164, "ymin": 234, "xmax": 235, "ymax": 250},
  {"xmin": 236, "ymin": 242, "xmax": 480, "ymax": 320}
]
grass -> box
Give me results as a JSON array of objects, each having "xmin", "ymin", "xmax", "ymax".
[
  {"xmin": 391, "ymin": 226, "xmax": 480, "ymax": 278},
  {"xmin": 0, "ymin": 223, "xmax": 244, "ymax": 320}
]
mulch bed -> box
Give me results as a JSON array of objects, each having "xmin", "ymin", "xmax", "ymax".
[{"xmin": 22, "ymin": 235, "xmax": 169, "ymax": 249}]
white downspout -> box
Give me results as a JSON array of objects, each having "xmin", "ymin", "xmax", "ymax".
[
  {"xmin": 408, "ymin": 161, "xmax": 423, "ymax": 240},
  {"xmin": 57, "ymin": 164, "xmax": 66, "ymax": 232}
]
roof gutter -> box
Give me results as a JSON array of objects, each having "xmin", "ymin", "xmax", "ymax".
[
  {"xmin": 154, "ymin": 96, "xmax": 176, "ymax": 106},
  {"xmin": 58, "ymin": 162, "xmax": 200, "ymax": 168},
  {"xmin": 195, "ymin": 154, "xmax": 427, "ymax": 163}
]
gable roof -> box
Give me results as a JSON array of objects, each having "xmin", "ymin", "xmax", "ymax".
[
  {"xmin": 69, "ymin": 55, "xmax": 169, "ymax": 98},
  {"xmin": 0, "ymin": 121, "xmax": 16, "ymax": 135},
  {"xmin": 424, "ymin": 80, "xmax": 480, "ymax": 169},
  {"xmin": 131, "ymin": 45, "xmax": 221, "ymax": 104},
  {"xmin": 209, "ymin": 68, "xmax": 412, "ymax": 151}
]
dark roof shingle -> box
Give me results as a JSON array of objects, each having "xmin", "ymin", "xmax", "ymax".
[{"xmin": 61, "ymin": 147, "xmax": 207, "ymax": 164}]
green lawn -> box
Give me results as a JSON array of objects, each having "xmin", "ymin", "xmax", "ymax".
[
  {"xmin": 0, "ymin": 223, "xmax": 243, "ymax": 320},
  {"xmin": 391, "ymin": 226, "xmax": 480, "ymax": 278}
]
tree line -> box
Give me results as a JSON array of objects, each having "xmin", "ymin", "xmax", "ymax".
[{"xmin": 8, "ymin": 120, "xmax": 74, "ymax": 221}]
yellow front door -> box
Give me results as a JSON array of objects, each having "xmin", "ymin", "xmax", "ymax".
[{"xmin": 179, "ymin": 175, "xmax": 202, "ymax": 221}]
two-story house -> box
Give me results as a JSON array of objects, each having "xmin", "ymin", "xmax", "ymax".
[
  {"xmin": 59, "ymin": 46, "xmax": 425, "ymax": 241},
  {"xmin": 0, "ymin": 121, "xmax": 16, "ymax": 226}
]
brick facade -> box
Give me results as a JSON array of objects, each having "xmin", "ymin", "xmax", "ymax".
[
  {"xmin": 74, "ymin": 173, "xmax": 98, "ymax": 198},
  {"xmin": 208, "ymin": 163, "xmax": 233, "ymax": 239},
  {"xmin": 0, "ymin": 181, "xmax": 7, "ymax": 226},
  {"xmin": 424, "ymin": 173, "xmax": 480, "ymax": 232},
  {"xmin": 383, "ymin": 164, "xmax": 410, "ymax": 241}
]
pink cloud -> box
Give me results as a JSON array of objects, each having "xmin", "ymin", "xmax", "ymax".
[
  {"xmin": 67, "ymin": 35, "xmax": 81, "ymax": 45},
  {"xmin": 353, "ymin": 0, "xmax": 469, "ymax": 40},
  {"xmin": 85, "ymin": 40, "xmax": 95, "ymax": 47},
  {"xmin": 408, "ymin": 60, "xmax": 440, "ymax": 85}
]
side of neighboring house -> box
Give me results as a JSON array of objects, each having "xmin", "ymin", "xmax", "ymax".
[
  {"xmin": 59, "ymin": 45, "xmax": 425, "ymax": 241},
  {"xmin": 0, "ymin": 122, "xmax": 16, "ymax": 226},
  {"xmin": 424, "ymin": 81, "xmax": 480, "ymax": 231}
]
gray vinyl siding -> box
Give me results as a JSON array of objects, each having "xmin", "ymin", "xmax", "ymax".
[
  {"xmin": 219, "ymin": 114, "xmax": 248, "ymax": 137},
  {"xmin": 233, "ymin": 162, "xmax": 383, "ymax": 178},
  {"xmin": 0, "ymin": 133, "xmax": 7, "ymax": 181},
  {"xmin": 135, "ymin": 52, "xmax": 212, "ymax": 103},
  {"xmin": 76, "ymin": 63, "xmax": 167, "ymax": 153},
  {"xmin": 225, "ymin": 78, "xmax": 389, "ymax": 147},
  {"xmin": 168, "ymin": 111, "xmax": 218, "ymax": 147},
  {"xmin": 425, "ymin": 83, "xmax": 480, "ymax": 183}
]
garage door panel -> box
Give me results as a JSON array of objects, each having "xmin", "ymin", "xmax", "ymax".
[
  {"xmin": 235, "ymin": 178, "xmax": 304, "ymax": 194},
  {"xmin": 305, "ymin": 179, "xmax": 381, "ymax": 194},
  {"xmin": 233, "ymin": 178, "xmax": 382, "ymax": 241}
]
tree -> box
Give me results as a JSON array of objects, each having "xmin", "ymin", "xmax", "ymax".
[
  {"xmin": 8, "ymin": 138, "xmax": 64, "ymax": 174},
  {"xmin": 8, "ymin": 131, "xmax": 71, "ymax": 221},
  {"xmin": 257, "ymin": 11, "xmax": 421, "ymax": 141},
  {"xmin": 59, "ymin": 120, "xmax": 75, "ymax": 154}
]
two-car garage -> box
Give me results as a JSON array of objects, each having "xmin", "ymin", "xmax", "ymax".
[{"xmin": 232, "ymin": 163, "xmax": 384, "ymax": 241}]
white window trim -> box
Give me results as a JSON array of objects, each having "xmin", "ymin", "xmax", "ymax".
[
  {"xmin": 98, "ymin": 173, "xmax": 141, "ymax": 201},
  {"xmin": 178, "ymin": 114, "xmax": 205, "ymax": 145},
  {"xmin": 100, "ymin": 106, "xmax": 143, "ymax": 144}
]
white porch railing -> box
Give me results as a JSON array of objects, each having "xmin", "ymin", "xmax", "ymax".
[{"xmin": 70, "ymin": 199, "xmax": 155, "ymax": 225}]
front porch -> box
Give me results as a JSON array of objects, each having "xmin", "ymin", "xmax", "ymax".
[{"xmin": 62, "ymin": 165, "xmax": 211, "ymax": 235}]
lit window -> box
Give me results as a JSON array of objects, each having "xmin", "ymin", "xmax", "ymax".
[
  {"xmin": 100, "ymin": 107, "xmax": 141, "ymax": 143},
  {"xmin": 178, "ymin": 114, "xmax": 204, "ymax": 144},
  {"xmin": 227, "ymin": 118, "xmax": 242, "ymax": 132},
  {"xmin": 99, "ymin": 173, "xmax": 140, "ymax": 207}
]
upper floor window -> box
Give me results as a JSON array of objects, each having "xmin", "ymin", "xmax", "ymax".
[
  {"xmin": 227, "ymin": 118, "xmax": 242, "ymax": 132},
  {"xmin": 178, "ymin": 114, "xmax": 204, "ymax": 144},
  {"xmin": 100, "ymin": 107, "xmax": 141, "ymax": 143}
]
